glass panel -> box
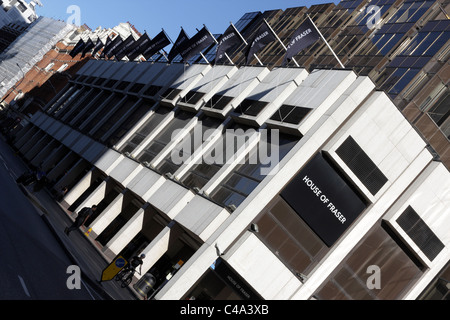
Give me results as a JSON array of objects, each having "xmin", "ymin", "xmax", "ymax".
[
  {"xmin": 136, "ymin": 111, "xmax": 193, "ymax": 164},
  {"xmin": 210, "ymin": 132, "xmax": 299, "ymax": 207},
  {"xmin": 156, "ymin": 116, "xmax": 223, "ymax": 175},
  {"xmin": 254, "ymin": 197, "xmax": 327, "ymax": 276},
  {"xmin": 314, "ymin": 224, "xmax": 422, "ymax": 300},
  {"xmin": 118, "ymin": 106, "xmax": 171, "ymax": 154}
]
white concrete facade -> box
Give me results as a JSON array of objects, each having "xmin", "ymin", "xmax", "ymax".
[{"xmin": 15, "ymin": 60, "xmax": 450, "ymax": 300}]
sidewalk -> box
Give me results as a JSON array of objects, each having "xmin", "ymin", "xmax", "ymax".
[
  {"xmin": 0, "ymin": 131, "xmax": 140, "ymax": 300},
  {"xmin": 20, "ymin": 182, "xmax": 139, "ymax": 299},
  {"xmin": 22, "ymin": 184, "xmax": 141, "ymax": 300},
  {"xmin": 0, "ymin": 129, "xmax": 142, "ymax": 300}
]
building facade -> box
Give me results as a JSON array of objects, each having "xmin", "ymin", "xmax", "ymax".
[
  {"xmin": 11, "ymin": 58, "xmax": 450, "ymax": 300},
  {"xmin": 0, "ymin": 16, "xmax": 74, "ymax": 105},
  {"xmin": 0, "ymin": 0, "xmax": 41, "ymax": 29},
  {"xmin": 1, "ymin": 21, "xmax": 141, "ymax": 115},
  {"xmin": 4, "ymin": 0, "xmax": 450, "ymax": 300}
]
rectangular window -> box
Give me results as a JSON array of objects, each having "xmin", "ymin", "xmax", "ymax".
[
  {"xmin": 204, "ymin": 95, "xmax": 234, "ymax": 110},
  {"xmin": 180, "ymin": 123, "xmax": 251, "ymax": 190},
  {"xmin": 136, "ymin": 110, "xmax": 193, "ymax": 165},
  {"xmin": 119, "ymin": 106, "xmax": 171, "ymax": 155},
  {"xmin": 106, "ymin": 99, "xmax": 152, "ymax": 147},
  {"xmin": 270, "ymin": 105, "xmax": 312, "ymax": 125},
  {"xmin": 92, "ymin": 96, "xmax": 139, "ymax": 140},
  {"xmin": 314, "ymin": 222, "xmax": 423, "ymax": 300},
  {"xmin": 234, "ymin": 99, "xmax": 269, "ymax": 117},
  {"xmin": 156, "ymin": 116, "xmax": 223, "ymax": 175},
  {"xmin": 254, "ymin": 197, "xmax": 328, "ymax": 277},
  {"xmin": 397, "ymin": 206, "xmax": 444, "ymax": 261},
  {"xmin": 336, "ymin": 136, "xmax": 388, "ymax": 195},
  {"xmin": 210, "ymin": 132, "xmax": 299, "ymax": 208}
]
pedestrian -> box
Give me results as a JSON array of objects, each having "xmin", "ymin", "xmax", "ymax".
[
  {"xmin": 65, "ymin": 205, "xmax": 97, "ymax": 236},
  {"xmin": 123, "ymin": 254, "xmax": 146, "ymax": 277},
  {"xmin": 56, "ymin": 186, "xmax": 68, "ymax": 201}
]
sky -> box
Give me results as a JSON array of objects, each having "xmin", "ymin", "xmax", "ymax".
[{"xmin": 35, "ymin": 0, "xmax": 338, "ymax": 40}]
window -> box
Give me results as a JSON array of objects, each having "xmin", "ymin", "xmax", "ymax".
[
  {"xmin": 92, "ymin": 96, "xmax": 139, "ymax": 140},
  {"xmin": 182, "ymin": 90, "xmax": 205, "ymax": 105},
  {"xmin": 82, "ymin": 94, "xmax": 124, "ymax": 133},
  {"xmin": 234, "ymin": 99, "xmax": 269, "ymax": 117},
  {"xmin": 180, "ymin": 123, "xmax": 252, "ymax": 190},
  {"xmin": 428, "ymin": 92, "xmax": 450, "ymax": 139},
  {"xmin": 204, "ymin": 94, "xmax": 234, "ymax": 110},
  {"xmin": 53, "ymin": 87, "xmax": 87, "ymax": 119},
  {"xmin": 136, "ymin": 110, "xmax": 193, "ymax": 165},
  {"xmin": 106, "ymin": 99, "xmax": 152, "ymax": 147},
  {"xmin": 210, "ymin": 132, "xmax": 299, "ymax": 208},
  {"xmin": 314, "ymin": 222, "xmax": 423, "ymax": 300},
  {"xmin": 119, "ymin": 106, "xmax": 171, "ymax": 155},
  {"xmin": 270, "ymin": 104, "xmax": 312, "ymax": 125},
  {"xmin": 44, "ymin": 62, "xmax": 55, "ymax": 72},
  {"xmin": 71, "ymin": 91, "xmax": 109, "ymax": 128},
  {"xmin": 254, "ymin": 197, "xmax": 328, "ymax": 278},
  {"xmin": 336, "ymin": 136, "xmax": 388, "ymax": 195},
  {"xmin": 397, "ymin": 206, "xmax": 445, "ymax": 261},
  {"xmin": 387, "ymin": 1, "xmax": 434, "ymax": 24},
  {"xmin": 156, "ymin": 116, "xmax": 223, "ymax": 175}
]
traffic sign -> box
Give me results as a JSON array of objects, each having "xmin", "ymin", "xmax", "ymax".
[{"xmin": 101, "ymin": 256, "xmax": 128, "ymax": 282}]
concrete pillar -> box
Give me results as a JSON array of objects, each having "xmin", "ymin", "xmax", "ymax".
[
  {"xmin": 31, "ymin": 139, "xmax": 59, "ymax": 168},
  {"xmin": 63, "ymin": 168, "xmax": 96, "ymax": 206},
  {"xmin": 105, "ymin": 207, "xmax": 145, "ymax": 256},
  {"xmin": 14, "ymin": 126, "xmax": 38, "ymax": 150},
  {"xmin": 89, "ymin": 191, "xmax": 124, "ymax": 237},
  {"xmin": 155, "ymin": 243, "xmax": 216, "ymax": 300},
  {"xmin": 139, "ymin": 222, "xmax": 184, "ymax": 277},
  {"xmin": 19, "ymin": 130, "xmax": 45, "ymax": 158},
  {"xmin": 140, "ymin": 226, "xmax": 172, "ymax": 277},
  {"xmin": 24, "ymin": 135, "xmax": 51, "ymax": 162},
  {"xmin": 54, "ymin": 159, "xmax": 89, "ymax": 191},
  {"xmin": 46, "ymin": 151, "xmax": 79, "ymax": 182},
  {"xmin": 73, "ymin": 179, "xmax": 108, "ymax": 213}
]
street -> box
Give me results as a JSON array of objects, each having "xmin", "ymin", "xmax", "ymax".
[{"xmin": 0, "ymin": 137, "xmax": 101, "ymax": 300}]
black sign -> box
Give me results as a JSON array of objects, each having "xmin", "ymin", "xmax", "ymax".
[
  {"xmin": 91, "ymin": 37, "xmax": 104, "ymax": 56},
  {"xmin": 81, "ymin": 38, "xmax": 95, "ymax": 58},
  {"xmin": 281, "ymin": 153, "xmax": 366, "ymax": 247},
  {"xmin": 114, "ymin": 35, "xmax": 136, "ymax": 61},
  {"xmin": 168, "ymin": 29, "xmax": 190, "ymax": 63},
  {"xmin": 213, "ymin": 258, "xmax": 262, "ymax": 300},
  {"xmin": 178, "ymin": 27, "xmax": 215, "ymax": 63},
  {"xmin": 215, "ymin": 25, "xmax": 243, "ymax": 64},
  {"xmin": 283, "ymin": 18, "xmax": 320, "ymax": 65},
  {"xmin": 104, "ymin": 36, "xmax": 123, "ymax": 59},
  {"xmin": 126, "ymin": 33, "xmax": 151, "ymax": 61},
  {"xmin": 100, "ymin": 36, "xmax": 112, "ymax": 58},
  {"xmin": 246, "ymin": 22, "xmax": 276, "ymax": 64},
  {"xmin": 142, "ymin": 30, "xmax": 171, "ymax": 60},
  {"xmin": 69, "ymin": 39, "xmax": 86, "ymax": 58}
]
